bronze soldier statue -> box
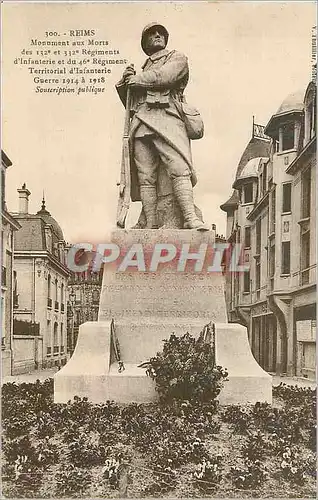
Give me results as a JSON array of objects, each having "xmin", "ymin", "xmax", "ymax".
[{"xmin": 116, "ymin": 22, "xmax": 209, "ymax": 231}]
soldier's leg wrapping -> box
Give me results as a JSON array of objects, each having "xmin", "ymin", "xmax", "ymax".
[
  {"xmin": 152, "ymin": 137, "xmax": 209, "ymax": 230},
  {"xmin": 134, "ymin": 138, "xmax": 159, "ymax": 229}
]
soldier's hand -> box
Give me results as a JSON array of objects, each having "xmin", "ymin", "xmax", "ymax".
[
  {"xmin": 126, "ymin": 75, "xmax": 138, "ymax": 86},
  {"xmin": 123, "ymin": 64, "xmax": 135, "ymax": 82}
]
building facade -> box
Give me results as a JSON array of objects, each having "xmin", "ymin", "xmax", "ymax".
[
  {"xmin": 1, "ymin": 151, "xmax": 21, "ymax": 376},
  {"xmin": 67, "ymin": 249, "xmax": 103, "ymax": 354},
  {"xmin": 11, "ymin": 186, "xmax": 70, "ymax": 373},
  {"xmin": 221, "ymin": 83, "xmax": 316, "ymax": 379}
]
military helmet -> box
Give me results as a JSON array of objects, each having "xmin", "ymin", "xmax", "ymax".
[{"xmin": 141, "ymin": 22, "xmax": 169, "ymax": 55}]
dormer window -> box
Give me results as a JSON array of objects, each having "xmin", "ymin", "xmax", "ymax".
[
  {"xmin": 304, "ymin": 85, "xmax": 316, "ymax": 144},
  {"xmin": 243, "ymin": 183, "xmax": 253, "ymax": 203},
  {"xmin": 281, "ymin": 122, "xmax": 295, "ymax": 151}
]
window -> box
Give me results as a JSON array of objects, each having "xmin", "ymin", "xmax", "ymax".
[
  {"xmin": 60, "ymin": 323, "xmax": 64, "ymax": 348},
  {"xmin": 256, "ymin": 218, "xmax": 261, "ymax": 255},
  {"xmin": 47, "ymin": 320, "xmax": 51, "ymax": 354},
  {"xmin": 243, "ymin": 270, "xmax": 250, "ymax": 292},
  {"xmin": 1, "ymin": 169, "xmax": 5, "ymax": 210},
  {"xmin": 47, "ymin": 275, "xmax": 51, "ymax": 298},
  {"xmin": 300, "ymin": 230, "xmax": 310, "ymax": 285},
  {"xmin": 269, "ymin": 188, "xmax": 276, "ymax": 235},
  {"xmin": 262, "ymin": 163, "xmax": 267, "ymax": 193},
  {"xmin": 282, "ymin": 183, "xmax": 292, "ymax": 213},
  {"xmin": 256, "ymin": 259, "xmax": 261, "ymax": 293},
  {"xmin": 281, "ymin": 123, "xmax": 295, "ymax": 151},
  {"xmin": 305, "ymin": 91, "xmax": 317, "ymax": 142},
  {"xmin": 269, "ymin": 242, "xmax": 275, "ymax": 278},
  {"xmin": 259, "ymin": 173, "xmax": 263, "ymax": 197},
  {"xmin": 281, "ymin": 241, "xmax": 291, "ymax": 275},
  {"xmin": 1, "ymin": 297, "xmax": 5, "ymax": 345},
  {"xmin": 243, "ymin": 183, "xmax": 253, "ymax": 203},
  {"xmin": 13, "ymin": 270, "xmax": 18, "ymax": 308},
  {"xmin": 55, "ymin": 279, "xmax": 58, "ymax": 301},
  {"xmin": 302, "ymin": 168, "xmax": 311, "ymax": 218},
  {"xmin": 244, "ymin": 226, "xmax": 251, "ymax": 249},
  {"xmin": 53, "ymin": 322, "xmax": 58, "ymax": 346},
  {"xmin": 61, "ymin": 283, "xmax": 64, "ymax": 304}
]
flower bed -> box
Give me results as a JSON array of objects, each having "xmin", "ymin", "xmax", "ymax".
[{"xmin": 1, "ymin": 379, "xmax": 316, "ymax": 498}]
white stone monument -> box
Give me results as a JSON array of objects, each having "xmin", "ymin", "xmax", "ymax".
[{"xmin": 54, "ymin": 229, "xmax": 272, "ymax": 405}]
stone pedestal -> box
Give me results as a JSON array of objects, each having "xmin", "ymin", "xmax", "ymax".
[{"xmin": 54, "ymin": 229, "xmax": 272, "ymax": 404}]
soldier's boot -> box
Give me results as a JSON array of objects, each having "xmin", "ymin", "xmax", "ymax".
[
  {"xmin": 139, "ymin": 185, "xmax": 159, "ymax": 229},
  {"xmin": 172, "ymin": 176, "xmax": 209, "ymax": 231}
]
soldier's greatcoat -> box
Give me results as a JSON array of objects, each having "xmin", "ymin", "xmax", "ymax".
[{"xmin": 116, "ymin": 48, "xmax": 197, "ymax": 201}]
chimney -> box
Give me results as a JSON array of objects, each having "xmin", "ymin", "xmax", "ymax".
[{"xmin": 17, "ymin": 183, "xmax": 31, "ymax": 214}]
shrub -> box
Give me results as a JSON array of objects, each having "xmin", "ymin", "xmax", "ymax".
[
  {"xmin": 55, "ymin": 464, "xmax": 91, "ymax": 496},
  {"xmin": 143, "ymin": 466, "xmax": 177, "ymax": 496},
  {"xmin": 103, "ymin": 457, "xmax": 122, "ymax": 489},
  {"xmin": 241, "ymin": 430, "xmax": 269, "ymax": 461},
  {"xmin": 66, "ymin": 430, "xmax": 106, "ymax": 467},
  {"xmin": 222, "ymin": 405, "xmax": 252, "ymax": 434},
  {"xmin": 2, "ymin": 436, "xmax": 39, "ymax": 465},
  {"xmin": 146, "ymin": 332, "xmax": 228, "ymax": 403},
  {"xmin": 103, "ymin": 443, "xmax": 133, "ymax": 489},
  {"xmin": 277, "ymin": 446, "xmax": 307, "ymax": 485},
  {"xmin": 230, "ymin": 460, "xmax": 268, "ymax": 489},
  {"xmin": 192, "ymin": 455, "xmax": 223, "ymax": 493},
  {"xmin": 11, "ymin": 457, "xmax": 43, "ymax": 498}
]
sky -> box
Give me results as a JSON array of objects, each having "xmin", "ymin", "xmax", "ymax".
[{"xmin": 2, "ymin": 1, "xmax": 316, "ymax": 243}]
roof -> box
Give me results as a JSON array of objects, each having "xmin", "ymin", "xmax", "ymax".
[
  {"xmin": 14, "ymin": 217, "xmax": 46, "ymax": 251},
  {"xmin": 221, "ymin": 125, "xmax": 270, "ymax": 213},
  {"xmin": 12, "ymin": 200, "xmax": 65, "ymax": 254},
  {"xmin": 220, "ymin": 190, "xmax": 240, "ymax": 212},
  {"xmin": 265, "ymin": 89, "xmax": 305, "ymax": 136},
  {"xmin": 233, "ymin": 157, "xmax": 268, "ymax": 189},
  {"xmin": 235, "ymin": 136, "xmax": 271, "ymax": 179},
  {"xmin": 275, "ymin": 90, "xmax": 304, "ymax": 115},
  {"xmin": 36, "ymin": 206, "xmax": 64, "ymax": 241}
]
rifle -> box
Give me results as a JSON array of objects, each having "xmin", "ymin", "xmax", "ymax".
[{"xmin": 116, "ymin": 85, "xmax": 132, "ymax": 228}]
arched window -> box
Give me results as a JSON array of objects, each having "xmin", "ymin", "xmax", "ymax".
[
  {"xmin": 53, "ymin": 322, "xmax": 58, "ymax": 346},
  {"xmin": 48, "ymin": 275, "xmax": 51, "ymax": 298},
  {"xmin": 47, "ymin": 320, "xmax": 52, "ymax": 355}
]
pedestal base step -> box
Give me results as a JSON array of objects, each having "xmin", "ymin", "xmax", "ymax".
[{"xmin": 54, "ymin": 320, "xmax": 272, "ymax": 405}]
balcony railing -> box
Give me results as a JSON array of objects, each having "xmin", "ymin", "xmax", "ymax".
[
  {"xmin": 2, "ymin": 266, "xmax": 6, "ymax": 287},
  {"xmin": 61, "ymin": 303, "xmax": 65, "ymax": 313},
  {"xmin": 47, "ymin": 346, "xmax": 52, "ymax": 355},
  {"xmin": 55, "ymin": 301, "xmax": 59, "ymax": 311},
  {"xmin": 13, "ymin": 319, "xmax": 40, "ymax": 336},
  {"xmin": 53, "ymin": 345, "xmax": 59, "ymax": 355},
  {"xmin": 47, "ymin": 297, "xmax": 52, "ymax": 308}
]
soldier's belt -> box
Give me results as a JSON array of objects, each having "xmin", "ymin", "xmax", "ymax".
[{"xmin": 146, "ymin": 90, "xmax": 170, "ymax": 108}]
